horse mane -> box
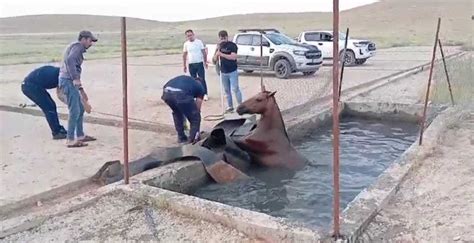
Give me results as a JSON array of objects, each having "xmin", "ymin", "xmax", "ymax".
[{"xmin": 268, "ymin": 95, "xmax": 290, "ymax": 140}]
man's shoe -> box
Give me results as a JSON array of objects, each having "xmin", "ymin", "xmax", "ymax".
[
  {"xmin": 53, "ymin": 133, "xmax": 67, "ymax": 140},
  {"xmin": 178, "ymin": 136, "xmax": 188, "ymax": 144},
  {"xmin": 225, "ymin": 107, "xmax": 234, "ymax": 113}
]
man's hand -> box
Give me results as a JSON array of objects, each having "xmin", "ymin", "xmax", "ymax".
[
  {"xmin": 73, "ymin": 79, "xmax": 82, "ymax": 86},
  {"xmin": 83, "ymin": 100, "xmax": 92, "ymax": 114},
  {"xmin": 204, "ymin": 62, "xmax": 209, "ymax": 69},
  {"xmin": 183, "ymin": 66, "xmax": 187, "ymax": 73}
]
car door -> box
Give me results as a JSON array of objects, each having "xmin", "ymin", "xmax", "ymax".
[
  {"xmin": 234, "ymin": 34, "xmax": 253, "ymax": 67},
  {"xmin": 319, "ymin": 32, "xmax": 334, "ymax": 58},
  {"xmin": 248, "ymin": 34, "xmax": 271, "ymax": 67}
]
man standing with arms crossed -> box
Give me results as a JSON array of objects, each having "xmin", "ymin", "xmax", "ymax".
[
  {"xmin": 183, "ymin": 29, "xmax": 208, "ymax": 101},
  {"xmin": 58, "ymin": 30, "xmax": 97, "ymax": 148}
]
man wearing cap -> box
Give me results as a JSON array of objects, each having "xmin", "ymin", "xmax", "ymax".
[
  {"xmin": 161, "ymin": 75, "xmax": 205, "ymax": 144},
  {"xmin": 21, "ymin": 65, "xmax": 67, "ymax": 139},
  {"xmin": 58, "ymin": 30, "xmax": 97, "ymax": 148}
]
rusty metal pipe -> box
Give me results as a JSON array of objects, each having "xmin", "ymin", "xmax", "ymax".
[
  {"xmin": 260, "ymin": 33, "xmax": 265, "ymax": 91},
  {"xmin": 419, "ymin": 18, "xmax": 441, "ymax": 145},
  {"xmin": 332, "ymin": 0, "xmax": 341, "ymax": 239},
  {"xmin": 121, "ymin": 17, "xmax": 130, "ymax": 184},
  {"xmin": 438, "ymin": 39, "xmax": 455, "ymax": 106},
  {"xmin": 338, "ymin": 27, "xmax": 350, "ymax": 101}
]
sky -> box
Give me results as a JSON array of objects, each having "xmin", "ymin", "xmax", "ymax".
[{"xmin": 0, "ymin": 0, "xmax": 378, "ymax": 22}]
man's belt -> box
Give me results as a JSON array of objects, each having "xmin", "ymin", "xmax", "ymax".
[{"xmin": 164, "ymin": 87, "xmax": 183, "ymax": 93}]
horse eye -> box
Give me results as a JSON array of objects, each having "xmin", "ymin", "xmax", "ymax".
[{"xmin": 256, "ymin": 98, "xmax": 263, "ymax": 102}]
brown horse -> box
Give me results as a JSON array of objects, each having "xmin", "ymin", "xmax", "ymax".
[{"xmin": 234, "ymin": 91, "xmax": 307, "ymax": 170}]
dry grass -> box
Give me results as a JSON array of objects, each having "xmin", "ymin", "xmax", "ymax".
[
  {"xmin": 0, "ymin": 0, "xmax": 472, "ymax": 65},
  {"xmin": 431, "ymin": 53, "xmax": 473, "ymax": 106}
]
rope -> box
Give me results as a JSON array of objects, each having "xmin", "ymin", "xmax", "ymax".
[
  {"xmin": 203, "ymin": 113, "xmax": 225, "ymax": 121},
  {"xmin": 203, "ymin": 54, "xmax": 226, "ymax": 121}
]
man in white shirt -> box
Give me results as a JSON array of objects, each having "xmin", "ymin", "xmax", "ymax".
[{"xmin": 183, "ymin": 29, "xmax": 208, "ymax": 101}]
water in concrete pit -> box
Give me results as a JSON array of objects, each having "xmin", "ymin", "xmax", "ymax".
[{"xmin": 194, "ymin": 116, "xmax": 418, "ymax": 228}]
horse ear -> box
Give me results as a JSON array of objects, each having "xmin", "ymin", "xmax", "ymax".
[{"xmin": 268, "ymin": 91, "xmax": 277, "ymax": 97}]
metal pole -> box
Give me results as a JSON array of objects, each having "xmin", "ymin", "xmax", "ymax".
[
  {"xmin": 260, "ymin": 33, "xmax": 264, "ymax": 91},
  {"xmin": 332, "ymin": 0, "xmax": 341, "ymax": 239},
  {"xmin": 419, "ymin": 18, "xmax": 441, "ymax": 145},
  {"xmin": 437, "ymin": 39, "xmax": 455, "ymax": 106},
  {"xmin": 121, "ymin": 17, "xmax": 130, "ymax": 184},
  {"xmin": 338, "ymin": 27, "xmax": 350, "ymax": 101}
]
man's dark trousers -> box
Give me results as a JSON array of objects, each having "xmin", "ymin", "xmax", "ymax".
[
  {"xmin": 188, "ymin": 62, "xmax": 207, "ymax": 95},
  {"xmin": 21, "ymin": 81, "xmax": 64, "ymax": 135},
  {"xmin": 162, "ymin": 91, "xmax": 201, "ymax": 143}
]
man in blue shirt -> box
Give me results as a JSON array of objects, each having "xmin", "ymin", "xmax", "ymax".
[
  {"xmin": 21, "ymin": 65, "xmax": 67, "ymax": 139},
  {"xmin": 162, "ymin": 75, "xmax": 205, "ymax": 144}
]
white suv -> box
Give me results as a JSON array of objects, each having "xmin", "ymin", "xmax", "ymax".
[
  {"xmin": 207, "ymin": 29, "xmax": 323, "ymax": 79},
  {"xmin": 297, "ymin": 30, "xmax": 376, "ymax": 65}
]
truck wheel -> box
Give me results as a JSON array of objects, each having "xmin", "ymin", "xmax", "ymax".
[
  {"xmin": 355, "ymin": 58, "xmax": 367, "ymax": 65},
  {"xmin": 274, "ymin": 59, "xmax": 291, "ymax": 79},
  {"xmin": 243, "ymin": 70, "xmax": 254, "ymax": 73},
  {"xmin": 303, "ymin": 71, "xmax": 316, "ymax": 76},
  {"xmin": 340, "ymin": 50, "xmax": 356, "ymax": 66}
]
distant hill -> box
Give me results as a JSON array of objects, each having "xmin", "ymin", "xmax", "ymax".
[
  {"xmin": 0, "ymin": 14, "xmax": 173, "ymax": 34},
  {"xmin": 0, "ymin": 0, "xmax": 471, "ymax": 64}
]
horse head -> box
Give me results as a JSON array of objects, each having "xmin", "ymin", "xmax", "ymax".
[{"xmin": 236, "ymin": 91, "xmax": 277, "ymax": 115}]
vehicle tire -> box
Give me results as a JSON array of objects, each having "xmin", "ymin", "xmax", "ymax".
[
  {"xmin": 243, "ymin": 70, "xmax": 254, "ymax": 73},
  {"xmin": 303, "ymin": 71, "xmax": 316, "ymax": 76},
  {"xmin": 355, "ymin": 58, "xmax": 367, "ymax": 65},
  {"xmin": 274, "ymin": 59, "xmax": 291, "ymax": 79},
  {"xmin": 339, "ymin": 50, "xmax": 356, "ymax": 66}
]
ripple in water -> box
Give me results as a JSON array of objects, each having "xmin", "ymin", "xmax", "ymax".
[{"xmin": 194, "ymin": 117, "xmax": 418, "ymax": 228}]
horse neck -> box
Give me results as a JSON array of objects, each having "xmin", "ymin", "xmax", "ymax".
[{"xmin": 259, "ymin": 98, "xmax": 288, "ymax": 137}]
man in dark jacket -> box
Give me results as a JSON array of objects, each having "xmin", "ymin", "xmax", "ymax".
[
  {"xmin": 21, "ymin": 65, "xmax": 67, "ymax": 139},
  {"xmin": 162, "ymin": 75, "xmax": 205, "ymax": 144}
]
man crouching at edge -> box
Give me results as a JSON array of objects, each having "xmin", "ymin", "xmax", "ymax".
[{"xmin": 162, "ymin": 75, "xmax": 205, "ymax": 144}]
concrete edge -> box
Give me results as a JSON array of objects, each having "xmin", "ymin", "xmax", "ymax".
[
  {"xmin": 337, "ymin": 107, "xmax": 465, "ymax": 242},
  {"xmin": 282, "ymin": 51, "xmax": 466, "ymax": 121},
  {"xmin": 342, "ymin": 102, "xmax": 446, "ymax": 123},
  {"xmin": 0, "ymin": 105, "xmax": 173, "ymax": 133},
  {"xmin": 122, "ymin": 182, "xmax": 324, "ymax": 242},
  {"xmin": 134, "ymin": 160, "xmax": 211, "ymax": 194},
  {"xmin": 0, "ymin": 178, "xmax": 94, "ymax": 219},
  {"xmin": 0, "ymin": 184, "xmax": 122, "ymax": 239}
]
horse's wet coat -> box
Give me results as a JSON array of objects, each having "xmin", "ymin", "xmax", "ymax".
[{"xmin": 235, "ymin": 91, "xmax": 308, "ymax": 170}]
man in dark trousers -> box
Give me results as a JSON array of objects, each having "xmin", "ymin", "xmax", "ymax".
[
  {"xmin": 21, "ymin": 65, "xmax": 67, "ymax": 139},
  {"xmin": 162, "ymin": 75, "xmax": 205, "ymax": 144}
]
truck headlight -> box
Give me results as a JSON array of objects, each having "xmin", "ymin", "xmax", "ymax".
[{"xmin": 293, "ymin": 50, "xmax": 306, "ymax": 56}]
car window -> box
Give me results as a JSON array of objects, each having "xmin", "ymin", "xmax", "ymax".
[
  {"xmin": 251, "ymin": 35, "xmax": 270, "ymax": 46},
  {"xmin": 235, "ymin": 35, "xmax": 253, "ymax": 45},
  {"xmin": 321, "ymin": 33, "xmax": 333, "ymax": 42},
  {"xmin": 265, "ymin": 33, "xmax": 296, "ymax": 45},
  {"xmin": 304, "ymin": 32, "xmax": 321, "ymax": 41}
]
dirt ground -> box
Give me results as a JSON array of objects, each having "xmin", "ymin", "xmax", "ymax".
[
  {"xmin": 0, "ymin": 46, "xmax": 461, "ymax": 129},
  {"xmin": 0, "ymin": 111, "xmax": 174, "ymax": 206},
  {"xmin": 360, "ymin": 110, "xmax": 474, "ymax": 242},
  {"xmin": 1, "ymin": 192, "xmax": 254, "ymax": 242}
]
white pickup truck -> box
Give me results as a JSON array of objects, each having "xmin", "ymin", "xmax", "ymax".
[
  {"xmin": 297, "ymin": 30, "xmax": 376, "ymax": 65},
  {"xmin": 206, "ymin": 29, "xmax": 323, "ymax": 79}
]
